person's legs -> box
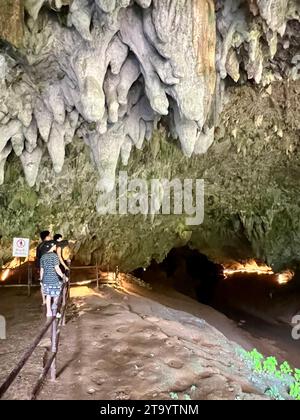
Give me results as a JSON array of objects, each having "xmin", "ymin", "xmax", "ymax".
[
  {"xmin": 46, "ymin": 295, "xmax": 52, "ymax": 317},
  {"xmin": 40, "ymin": 283, "xmax": 46, "ymax": 305},
  {"xmin": 52, "ymin": 296, "xmax": 59, "ymax": 317}
]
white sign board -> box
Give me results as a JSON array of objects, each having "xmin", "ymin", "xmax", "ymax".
[{"xmin": 13, "ymin": 238, "xmax": 30, "ymax": 258}]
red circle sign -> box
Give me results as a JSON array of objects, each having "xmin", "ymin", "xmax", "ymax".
[{"xmin": 17, "ymin": 239, "xmax": 25, "ymax": 248}]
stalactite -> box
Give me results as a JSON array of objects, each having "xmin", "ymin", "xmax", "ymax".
[{"xmin": 0, "ymin": 0, "xmax": 299, "ymax": 198}]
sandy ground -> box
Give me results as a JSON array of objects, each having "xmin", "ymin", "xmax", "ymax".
[
  {"xmin": 0, "ymin": 278, "xmax": 297, "ymax": 400},
  {"xmin": 125, "ymin": 279, "xmax": 300, "ymax": 366},
  {"xmin": 0, "ymin": 288, "xmax": 47, "ymax": 399},
  {"xmin": 37, "ymin": 283, "xmax": 269, "ymax": 400}
]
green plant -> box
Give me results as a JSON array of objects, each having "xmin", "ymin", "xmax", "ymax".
[
  {"xmin": 184, "ymin": 394, "xmax": 191, "ymax": 400},
  {"xmin": 248, "ymin": 349, "xmax": 264, "ymax": 373},
  {"xmin": 280, "ymin": 362, "xmax": 293, "ymax": 376},
  {"xmin": 274, "ymin": 370, "xmax": 283, "ymax": 380},
  {"xmin": 263, "ymin": 357, "xmax": 278, "ymax": 374},
  {"xmin": 289, "ymin": 382, "xmax": 300, "ymax": 400},
  {"xmin": 169, "ymin": 392, "xmax": 178, "ymax": 400},
  {"xmin": 265, "ymin": 386, "xmax": 285, "ymax": 401},
  {"xmin": 249, "ymin": 349, "xmax": 264, "ymax": 363},
  {"xmin": 240, "ymin": 349, "xmax": 300, "ymax": 401},
  {"xmin": 294, "ymin": 369, "xmax": 300, "ymax": 383}
]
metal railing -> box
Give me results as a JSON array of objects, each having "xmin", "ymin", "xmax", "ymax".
[
  {"xmin": 0, "ymin": 262, "xmax": 119, "ymax": 291},
  {"xmin": 0, "ymin": 263, "xmax": 120, "ymax": 400},
  {"xmin": 0, "ymin": 280, "xmax": 69, "ymax": 400},
  {"xmin": 0, "ymin": 262, "xmax": 35, "ymax": 296}
]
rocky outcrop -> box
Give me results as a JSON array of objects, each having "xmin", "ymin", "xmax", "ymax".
[
  {"xmin": 0, "ymin": 1, "xmax": 300, "ymax": 271},
  {"xmin": 0, "ymin": 0, "xmax": 298, "ymax": 193},
  {"xmin": 1, "ymin": 79, "xmax": 300, "ymax": 272},
  {"xmin": 0, "ymin": 0, "xmax": 24, "ymax": 48},
  {"xmin": 0, "ymin": 0, "xmax": 219, "ymax": 192},
  {"xmin": 216, "ymin": 0, "xmax": 300, "ymax": 84}
]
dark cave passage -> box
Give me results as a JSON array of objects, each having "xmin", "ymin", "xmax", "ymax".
[
  {"xmin": 133, "ymin": 247, "xmax": 300, "ymax": 367},
  {"xmin": 133, "ymin": 246, "xmax": 224, "ymax": 305}
]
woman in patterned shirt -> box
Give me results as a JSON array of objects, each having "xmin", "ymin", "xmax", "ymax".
[{"xmin": 40, "ymin": 241, "xmax": 64, "ymax": 317}]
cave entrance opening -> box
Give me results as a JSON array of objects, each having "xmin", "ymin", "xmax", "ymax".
[{"xmin": 132, "ymin": 246, "xmax": 300, "ymax": 368}]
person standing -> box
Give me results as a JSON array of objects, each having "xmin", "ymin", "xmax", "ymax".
[
  {"xmin": 54, "ymin": 234, "xmax": 70, "ymax": 280},
  {"xmin": 39, "ymin": 241, "xmax": 64, "ymax": 317},
  {"xmin": 36, "ymin": 230, "xmax": 52, "ymax": 305},
  {"xmin": 36, "ymin": 231, "xmax": 52, "ymax": 267}
]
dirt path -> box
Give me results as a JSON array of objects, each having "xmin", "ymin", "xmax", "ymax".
[
  {"xmin": 0, "ymin": 289, "xmax": 46, "ymax": 400},
  {"xmin": 35, "ymin": 283, "xmax": 270, "ymax": 400},
  {"xmin": 3, "ymin": 280, "xmax": 295, "ymax": 400}
]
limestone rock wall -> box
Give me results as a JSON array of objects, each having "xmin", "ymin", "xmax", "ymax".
[
  {"xmin": 0, "ymin": 0, "xmax": 298, "ymax": 197},
  {"xmin": 0, "ymin": 1, "xmax": 300, "ymax": 270},
  {"xmin": 216, "ymin": 0, "xmax": 300, "ymax": 84},
  {"xmin": 0, "ymin": 0, "xmax": 24, "ymax": 48},
  {"xmin": 0, "ymin": 0, "xmax": 218, "ymax": 194}
]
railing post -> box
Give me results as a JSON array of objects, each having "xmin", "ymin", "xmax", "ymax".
[
  {"xmin": 96, "ymin": 259, "xmax": 99, "ymax": 290},
  {"xmin": 0, "ymin": 281, "xmax": 68, "ymax": 399},
  {"xmin": 18, "ymin": 259, "xmax": 21, "ymax": 285},
  {"xmin": 27, "ymin": 264, "xmax": 32, "ymax": 297},
  {"xmin": 50, "ymin": 295, "xmax": 59, "ymax": 382},
  {"xmin": 50, "ymin": 318, "xmax": 57, "ymax": 382},
  {"xmin": 115, "ymin": 266, "xmax": 119, "ymax": 284}
]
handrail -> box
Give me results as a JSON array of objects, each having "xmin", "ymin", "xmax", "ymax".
[
  {"xmin": 0, "ymin": 263, "xmax": 120, "ymax": 399},
  {"xmin": 30, "ymin": 281, "xmax": 70, "ymax": 400},
  {"xmin": 0, "ymin": 281, "xmax": 67, "ymax": 400},
  {"xmin": 0, "ymin": 316, "xmax": 56, "ymax": 398}
]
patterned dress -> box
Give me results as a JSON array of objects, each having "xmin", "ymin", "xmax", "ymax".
[{"xmin": 40, "ymin": 252, "xmax": 62, "ymax": 297}]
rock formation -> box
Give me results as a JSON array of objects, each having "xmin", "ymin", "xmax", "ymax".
[
  {"xmin": 0, "ymin": 1, "xmax": 300, "ymax": 270},
  {"xmin": 0, "ymin": 1, "xmax": 299, "ymax": 190},
  {"xmin": 0, "ymin": 0, "xmax": 219, "ymax": 192}
]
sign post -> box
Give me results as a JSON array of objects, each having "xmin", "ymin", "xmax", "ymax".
[
  {"xmin": 13, "ymin": 238, "xmax": 30, "ymax": 290},
  {"xmin": 13, "ymin": 238, "xmax": 30, "ymax": 258}
]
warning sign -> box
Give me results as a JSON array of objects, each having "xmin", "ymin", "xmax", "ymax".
[{"xmin": 13, "ymin": 238, "xmax": 30, "ymax": 258}]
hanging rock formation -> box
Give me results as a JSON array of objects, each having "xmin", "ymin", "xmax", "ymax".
[
  {"xmin": 0, "ymin": 0, "xmax": 299, "ymax": 192},
  {"xmin": 0, "ymin": 1, "xmax": 300, "ymax": 270},
  {"xmin": 0, "ymin": 0, "xmax": 218, "ymax": 192}
]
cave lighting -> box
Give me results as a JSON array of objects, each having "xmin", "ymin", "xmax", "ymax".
[
  {"xmin": 277, "ymin": 271, "xmax": 294, "ymax": 285},
  {"xmin": 223, "ymin": 260, "xmax": 274, "ymax": 277},
  {"xmin": 0, "ymin": 268, "xmax": 10, "ymax": 282},
  {"xmin": 223, "ymin": 260, "xmax": 294, "ymax": 286},
  {"xmin": 0, "ymin": 248, "xmax": 37, "ymax": 282}
]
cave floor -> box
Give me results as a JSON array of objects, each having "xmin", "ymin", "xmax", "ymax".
[{"xmin": 1, "ymin": 280, "xmax": 297, "ymax": 400}]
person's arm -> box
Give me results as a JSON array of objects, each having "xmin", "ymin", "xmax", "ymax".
[
  {"xmin": 55, "ymin": 264, "xmax": 64, "ymax": 279},
  {"xmin": 40, "ymin": 267, "xmax": 44, "ymax": 282},
  {"xmin": 57, "ymin": 246, "xmax": 68, "ymax": 270},
  {"xmin": 36, "ymin": 245, "xmax": 41, "ymax": 268}
]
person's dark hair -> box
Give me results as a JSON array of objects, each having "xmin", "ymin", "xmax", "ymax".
[
  {"xmin": 40, "ymin": 240, "xmax": 56, "ymax": 255},
  {"xmin": 54, "ymin": 234, "xmax": 63, "ymax": 242},
  {"xmin": 40, "ymin": 230, "xmax": 50, "ymax": 241}
]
